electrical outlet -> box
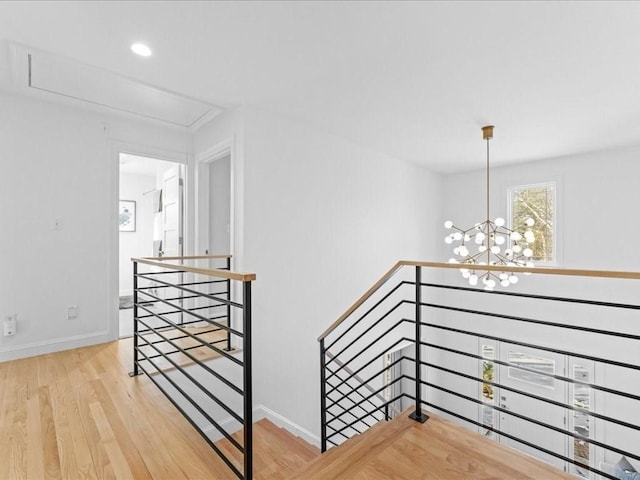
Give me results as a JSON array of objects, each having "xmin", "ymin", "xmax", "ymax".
[
  {"xmin": 67, "ymin": 305, "xmax": 78, "ymax": 320},
  {"xmin": 4, "ymin": 314, "xmax": 17, "ymax": 336}
]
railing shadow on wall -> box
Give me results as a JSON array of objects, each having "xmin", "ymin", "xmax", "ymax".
[
  {"xmin": 318, "ymin": 261, "xmax": 640, "ymax": 479},
  {"xmin": 130, "ymin": 255, "xmax": 255, "ymax": 480}
]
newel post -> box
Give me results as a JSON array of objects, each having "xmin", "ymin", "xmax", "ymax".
[{"xmin": 409, "ymin": 265, "xmax": 429, "ymax": 423}]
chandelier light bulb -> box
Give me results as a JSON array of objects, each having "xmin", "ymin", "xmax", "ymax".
[
  {"xmin": 495, "ymin": 235, "xmax": 505, "ymax": 245},
  {"xmin": 444, "ymin": 220, "xmax": 453, "ymax": 229},
  {"xmin": 495, "ymin": 217, "xmax": 505, "ymax": 227},
  {"xmin": 524, "ymin": 231, "xmax": 535, "ymax": 242},
  {"xmin": 490, "ymin": 245, "xmax": 501, "ymax": 254},
  {"xmin": 511, "ymin": 232, "xmax": 522, "ymax": 241},
  {"xmin": 478, "ymin": 245, "xmax": 488, "ymax": 252},
  {"xmin": 445, "ymin": 235, "xmax": 453, "ymax": 244},
  {"xmin": 525, "ymin": 217, "xmax": 535, "ymax": 227},
  {"xmin": 523, "ymin": 248, "xmax": 533, "ymax": 257},
  {"xmin": 453, "ymin": 232, "xmax": 463, "ymax": 241}
]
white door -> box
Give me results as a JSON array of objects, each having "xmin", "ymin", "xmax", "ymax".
[
  {"xmin": 497, "ymin": 344, "xmax": 568, "ymax": 471},
  {"xmin": 160, "ymin": 165, "xmax": 184, "ymax": 325},
  {"xmin": 162, "ymin": 165, "xmax": 183, "ymax": 258}
]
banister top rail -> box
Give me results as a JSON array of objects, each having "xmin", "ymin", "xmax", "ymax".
[
  {"xmin": 132, "ymin": 255, "xmax": 256, "ymax": 282},
  {"xmin": 318, "ymin": 260, "xmax": 640, "ymax": 341}
]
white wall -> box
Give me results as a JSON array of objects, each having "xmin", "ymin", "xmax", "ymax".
[
  {"xmin": 442, "ymin": 145, "xmax": 640, "ymax": 271},
  {"xmin": 118, "ymin": 173, "xmax": 156, "ymax": 295},
  {"xmin": 438, "ymin": 145, "xmax": 640, "ymax": 466},
  {"xmin": 239, "ymin": 107, "xmax": 442, "ymax": 439},
  {"xmin": 0, "ymin": 90, "xmax": 188, "ymax": 361}
]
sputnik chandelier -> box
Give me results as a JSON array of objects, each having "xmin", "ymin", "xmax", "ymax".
[{"xmin": 444, "ymin": 125, "xmax": 535, "ymax": 290}]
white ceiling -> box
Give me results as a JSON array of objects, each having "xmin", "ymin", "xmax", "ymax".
[{"xmin": 1, "ymin": 1, "xmax": 640, "ymax": 173}]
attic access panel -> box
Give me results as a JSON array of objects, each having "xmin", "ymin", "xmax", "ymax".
[{"xmin": 25, "ymin": 47, "xmax": 219, "ymax": 128}]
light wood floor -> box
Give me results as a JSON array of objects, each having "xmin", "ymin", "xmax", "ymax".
[
  {"xmin": 289, "ymin": 410, "xmax": 576, "ymax": 480},
  {"xmin": 0, "ymin": 339, "xmax": 318, "ymax": 480},
  {"xmin": 0, "ymin": 338, "xmax": 577, "ymax": 480}
]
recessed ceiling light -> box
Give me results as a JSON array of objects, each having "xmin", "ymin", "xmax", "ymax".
[{"xmin": 131, "ymin": 43, "xmax": 152, "ymax": 57}]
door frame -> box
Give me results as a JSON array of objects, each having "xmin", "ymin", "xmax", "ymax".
[
  {"xmin": 195, "ymin": 137, "xmax": 235, "ymax": 258},
  {"xmin": 108, "ymin": 140, "xmax": 191, "ymax": 341}
]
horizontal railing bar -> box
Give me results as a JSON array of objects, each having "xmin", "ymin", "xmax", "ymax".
[
  {"xmin": 420, "ymin": 281, "xmax": 640, "ymax": 311},
  {"xmin": 324, "ymin": 421, "xmax": 363, "ymax": 440},
  {"xmin": 136, "ymin": 303, "xmax": 243, "ymax": 366},
  {"xmin": 136, "ymin": 289, "xmax": 243, "ymax": 338},
  {"xmin": 139, "ymin": 332, "xmax": 227, "ymax": 351},
  {"xmin": 326, "ymin": 356, "xmax": 409, "ymax": 410},
  {"xmin": 135, "ymin": 361, "xmax": 244, "ymax": 480},
  {"xmin": 420, "ymin": 338, "xmax": 640, "ymax": 403},
  {"xmin": 422, "ymin": 381, "xmax": 640, "ymax": 464},
  {"xmin": 137, "ymin": 273, "xmax": 243, "ymax": 309},
  {"xmin": 327, "ymin": 392, "xmax": 410, "ymax": 439},
  {"xmin": 135, "ymin": 346, "xmax": 245, "ymax": 453},
  {"xmin": 325, "ymin": 281, "xmax": 409, "ymax": 350},
  {"xmin": 136, "ymin": 279, "xmax": 227, "ymax": 291},
  {"xmin": 319, "ymin": 260, "xmax": 640, "ymax": 342},
  {"xmin": 133, "ymin": 257, "xmax": 255, "ymax": 282},
  {"xmin": 326, "ymin": 374, "xmax": 394, "ymax": 413},
  {"xmin": 139, "ymin": 338, "xmax": 228, "ymax": 360},
  {"xmin": 324, "ymin": 423, "xmax": 356, "ymax": 441},
  {"xmin": 326, "ymin": 378, "xmax": 380, "ymax": 426},
  {"xmin": 421, "ymin": 360, "xmax": 640, "ymax": 433},
  {"xmin": 419, "ymin": 300, "xmax": 640, "ymax": 341},
  {"xmin": 324, "ymin": 390, "xmax": 376, "ymax": 430},
  {"xmin": 420, "ymin": 317, "xmax": 640, "ymax": 373},
  {"xmin": 326, "ymin": 336, "xmax": 413, "ymax": 390},
  {"xmin": 327, "ymin": 376, "xmax": 412, "ymax": 435},
  {"xmin": 421, "ymin": 401, "xmax": 618, "ymax": 480},
  {"xmin": 326, "ymin": 353, "xmax": 401, "ymax": 418},
  {"xmin": 326, "ymin": 313, "xmax": 410, "ymax": 369},
  {"xmin": 319, "ymin": 261, "xmax": 405, "ymax": 341},
  {"xmin": 137, "ymin": 306, "xmax": 227, "ymax": 320},
  {"xmin": 135, "ymin": 316, "xmax": 244, "ymax": 395}
]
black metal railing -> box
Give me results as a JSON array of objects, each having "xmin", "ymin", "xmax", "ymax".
[
  {"xmin": 130, "ymin": 255, "xmax": 256, "ymax": 480},
  {"xmin": 318, "ymin": 261, "xmax": 640, "ymax": 479}
]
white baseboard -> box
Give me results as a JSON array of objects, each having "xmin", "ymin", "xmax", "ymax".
[
  {"xmin": 0, "ymin": 330, "xmax": 112, "ymax": 362},
  {"xmin": 253, "ymin": 404, "xmax": 321, "ymax": 448},
  {"xmin": 200, "ymin": 405, "xmax": 320, "ymax": 448}
]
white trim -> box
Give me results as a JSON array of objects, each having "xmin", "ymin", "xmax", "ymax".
[
  {"xmin": 253, "ymin": 404, "xmax": 321, "ymax": 448},
  {"xmin": 198, "ymin": 404, "xmax": 320, "ymax": 448},
  {"xmin": 0, "ymin": 330, "xmax": 110, "ymax": 362},
  {"xmin": 109, "ymin": 139, "xmax": 190, "ymax": 342}
]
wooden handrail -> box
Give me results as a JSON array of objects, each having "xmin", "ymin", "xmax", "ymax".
[
  {"xmin": 132, "ymin": 256, "xmax": 256, "ymax": 282},
  {"xmin": 318, "ymin": 260, "xmax": 640, "ymax": 341}
]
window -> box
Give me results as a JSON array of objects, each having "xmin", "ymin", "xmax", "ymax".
[{"xmin": 509, "ymin": 182, "xmax": 556, "ymax": 264}]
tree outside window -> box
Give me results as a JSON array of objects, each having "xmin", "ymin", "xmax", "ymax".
[{"xmin": 509, "ymin": 182, "xmax": 555, "ymax": 263}]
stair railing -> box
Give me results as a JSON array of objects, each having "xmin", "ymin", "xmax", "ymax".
[
  {"xmin": 318, "ymin": 260, "xmax": 640, "ymax": 480},
  {"xmin": 130, "ymin": 255, "xmax": 256, "ymax": 480}
]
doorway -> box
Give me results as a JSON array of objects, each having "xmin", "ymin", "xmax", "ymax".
[
  {"xmin": 118, "ymin": 153, "xmax": 185, "ymax": 338},
  {"xmin": 208, "ymin": 154, "xmax": 231, "ymax": 255}
]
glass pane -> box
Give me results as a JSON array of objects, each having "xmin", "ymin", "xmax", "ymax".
[
  {"xmin": 507, "ymin": 351, "xmax": 555, "ymax": 388},
  {"xmin": 510, "ymin": 183, "xmax": 555, "ymax": 263}
]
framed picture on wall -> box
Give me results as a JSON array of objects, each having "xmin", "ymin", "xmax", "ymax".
[{"xmin": 119, "ymin": 200, "xmax": 136, "ymax": 232}]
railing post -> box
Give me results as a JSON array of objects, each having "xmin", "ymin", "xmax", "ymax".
[
  {"xmin": 128, "ymin": 260, "xmax": 141, "ymax": 377},
  {"xmin": 243, "ymin": 281, "xmax": 253, "ymax": 479},
  {"xmin": 320, "ymin": 338, "xmax": 327, "ymax": 453},
  {"xmin": 409, "ymin": 265, "xmax": 428, "ymax": 423},
  {"xmin": 226, "ymin": 256, "xmax": 232, "ymax": 351}
]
